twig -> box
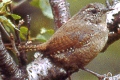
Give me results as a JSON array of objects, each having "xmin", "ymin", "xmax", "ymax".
[
  {"xmin": 9, "ymin": 2, "xmax": 24, "ymax": 44},
  {"xmin": 15, "ymin": 19, "xmax": 24, "ymax": 44},
  {"xmin": 0, "ymin": 23, "xmax": 10, "ymax": 40},
  {"xmin": 26, "ymin": 15, "xmax": 31, "ymax": 41},
  {"xmin": 103, "ymin": 73, "xmax": 120, "ymax": 80},
  {"xmin": 9, "ymin": 33, "xmax": 24, "ymax": 66}
]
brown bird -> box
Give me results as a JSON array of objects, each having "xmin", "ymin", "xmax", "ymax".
[{"xmin": 19, "ymin": 2, "xmax": 110, "ymax": 78}]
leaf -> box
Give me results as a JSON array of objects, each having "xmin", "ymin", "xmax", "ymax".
[
  {"xmin": 30, "ymin": 0, "xmax": 53, "ymax": 19},
  {"xmin": 1, "ymin": 0, "xmax": 11, "ymax": 3},
  {"xmin": 0, "ymin": 0, "xmax": 12, "ymax": 15},
  {"xmin": 20, "ymin": 26, "xmax": 28, "ymax": 40},
  {"xmin": 36, "ymin": 35, "xmax": 47, "ymax": 42},
  {"xmin": 11, "ymin": 14, "xmax": 21, "ymax": 20},
  {"xmin": 39, "ymin": 0, "xmax": 53, "ymax": 19},
  {"xmin": 36, "ymin": 28, "xmax": 54, "ymax": 42},
  {"xmin": 0, "ymin": 16, "xmax": 19, "ymax": 31},
  {"xmin": 0, "ymin": 0, "xmax": 11, "ymax": 8}
]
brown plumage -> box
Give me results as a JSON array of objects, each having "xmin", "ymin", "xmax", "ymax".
[{"xmin": 19, "ymin": 3, "xmax": 109, "ymax": 71}]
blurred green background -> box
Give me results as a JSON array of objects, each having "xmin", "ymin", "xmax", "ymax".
[{"xmin": 12, "ymin": 0, "xmax": 120, "ymax": 80}]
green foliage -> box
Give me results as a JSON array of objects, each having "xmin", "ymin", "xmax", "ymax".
[
  {"xmin": 30, "ymin": 0, "xmax": 39, "ymax": 8},
  {"xmin": 0, "ymin": 16, "xmax": 19, "ymax": 31},
  {"xmin": 0, "ymin": 0, "xmax": 54, "ymax": 42},
  {"xmin": 11, "ymin": 14, "xmax": 21, "ymax": 20},
  {"xmin": 0, "ymin": 0, "xmax": 21, "ymax": 33},
  {"xmin": 36, "ymin": 28, "xmax": 54, "ymax": 42},
  {"xmin": 30, "ymin": 0, "xmax": 53, "ymax": 19},
  {"xmin": 20, "ymin": 26, "xmax": 28, "ymax": 40}
]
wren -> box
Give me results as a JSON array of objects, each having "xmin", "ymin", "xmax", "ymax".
[{"xmin": 19, "ymin": 3, "xmax": 109, "ymax": 72}]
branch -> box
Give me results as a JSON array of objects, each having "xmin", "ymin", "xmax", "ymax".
[
  {"xmin": 102, "ymin": 72, "xmax": 120, "ymax": 80},
  {"xmin": 26, "ymin": 53, "xmax": 69, "ymax": 80},
  {"xmin": 49, "ymin": 0, "xmax": 71, "ymax": 30},
  {"xmin": 0, "ymin": 33, "xmax": 27, "ymax": 79},
  {"xmin": 102, "ymin": 0, "xmax": 120, "ymax": 51}
]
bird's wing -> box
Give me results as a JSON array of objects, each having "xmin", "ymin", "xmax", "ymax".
[{"xmin": 44, "ymin": 25, "xmax": 92, "ymax": 54}]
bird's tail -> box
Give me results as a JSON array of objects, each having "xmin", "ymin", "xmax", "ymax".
[{"xmin": 18, "ymin": 43, "xmax": 47, "ymax": 51}]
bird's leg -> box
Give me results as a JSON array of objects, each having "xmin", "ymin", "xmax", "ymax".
[
  {"xmin": 67, "ymin": 70, "xmax": 71, "ymax": 80},
  {"xmin": 68, "ymin": 76, "xmax": 71, "ymax": 80},
  {"xmin": 81, "ymin": 68, "xmax": 106, "ymax": 80}
]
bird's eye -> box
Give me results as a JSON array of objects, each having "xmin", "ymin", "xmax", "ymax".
[{"xmin": 91, "ymin": 9, "xmax": 97, "ymax": 14}]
